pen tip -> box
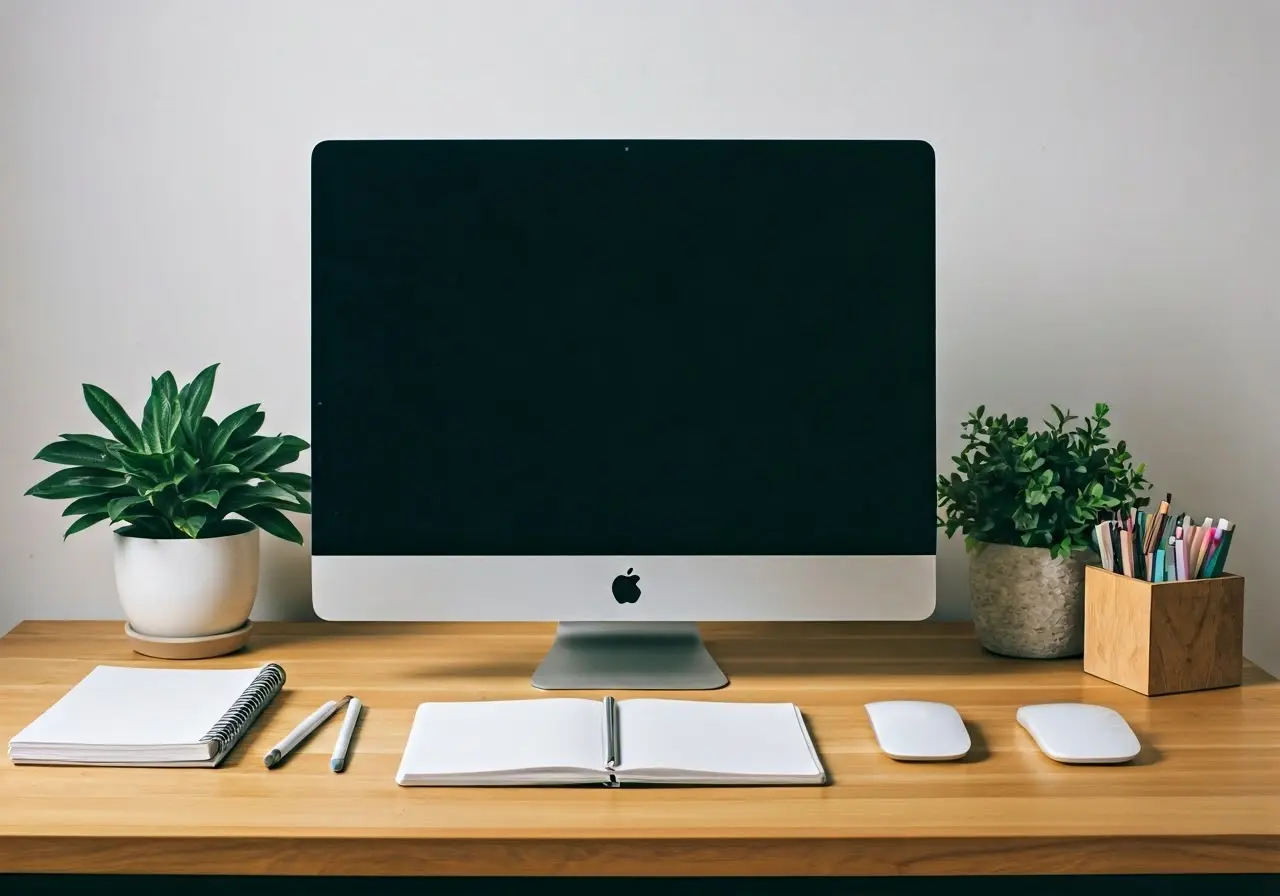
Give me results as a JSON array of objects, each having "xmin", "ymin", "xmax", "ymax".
[
  {"xmin": 264, "ymin": 750, "xmax": 280, "ymax": 769},
  {"xmin": 331, "ymin": 759, "xmax": 344, "ymax": 773}
]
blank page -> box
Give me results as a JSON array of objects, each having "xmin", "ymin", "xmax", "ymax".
[
  {"xmin": 397, "ymin": 699, "xmax": 604, "ymax": 777},
  {"xmin": 11, "ymin": 665, "xmax": 264, "ymax": 747},
  {"xmin": 616, "ymin": 699, "xmax": 823, "ymax": 778}
]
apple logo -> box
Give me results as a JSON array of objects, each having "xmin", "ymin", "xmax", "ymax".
[{"xmin": 611, "ymin": 568, "xmax": 641, "ymax": 604}]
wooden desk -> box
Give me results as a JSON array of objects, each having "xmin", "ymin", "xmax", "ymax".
[{"xmin": 1, "ymin": 620, "xmax": 1278, "ymax": 877}]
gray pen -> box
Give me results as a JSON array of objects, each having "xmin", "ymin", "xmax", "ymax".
[
  {"xmin": 264, "ymin": 695, "xmax": 351, "ymax": 769},
  {"xmin": 330, "ymin": 697, "xmax": 363, "ymax": 772}
]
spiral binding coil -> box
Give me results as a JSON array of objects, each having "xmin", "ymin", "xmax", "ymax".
[{"xmin": 200, "ymin": 662, "xmax": 286, "ymax": 753}]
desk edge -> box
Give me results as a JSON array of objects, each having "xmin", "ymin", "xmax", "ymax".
[{"xmin": 2, "ymin": 834, "xmax": 1279, "ymax": 876}]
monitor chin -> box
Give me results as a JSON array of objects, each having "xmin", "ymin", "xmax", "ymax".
[
  {"xmin": 311, "ymin": 554, "xmax": 936, "ymax": 623},
  {"xmin": 313, "ymin": 554, "xmax": 934, "ymax": 690}
]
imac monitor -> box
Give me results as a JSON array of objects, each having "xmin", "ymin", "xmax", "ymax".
[{"xmin": 311, "ymin": 139, "xmax": 936, "ymax": 689}]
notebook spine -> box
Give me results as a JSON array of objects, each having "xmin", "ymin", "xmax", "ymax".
[
  {"xmin": 603, "ymin": 696, "xmax": 620, "ymax": 787},
  {"xmin": 200, "ymin": 662, "xmax": 286, "ymax": 754},
  {"xmin": 603, "ymin": 695, "xmax": 619, "ymax": 767}
]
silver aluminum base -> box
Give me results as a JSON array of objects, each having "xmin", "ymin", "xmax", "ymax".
[{"xmin": 531, "ymin": 622, "xmax": 729, "ymax": 690}]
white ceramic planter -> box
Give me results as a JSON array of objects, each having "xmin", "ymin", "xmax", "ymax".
[{"xmin": 113, "ymin": 524, "xmax": 260, "ymax": 638}]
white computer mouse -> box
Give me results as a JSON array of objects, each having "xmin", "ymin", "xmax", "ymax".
[
  {"xmin": 1016, "ymin": 703, "xmax": 1141, "ymax": 764},
  {"xmin": 864, "ymin": 700, "xmax": 971, "ymax": 761}
]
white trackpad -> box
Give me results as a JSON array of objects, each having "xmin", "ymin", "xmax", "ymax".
[
  {"xmin": 1017, "ymin": 703, "xmax": 1141, "ymax": 764},
  {"xmin": 865, "ymin": 700, "xmax": 971, "ymax": 761}
]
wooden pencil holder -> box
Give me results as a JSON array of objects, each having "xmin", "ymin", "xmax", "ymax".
[{"xmin": 1083, "ymin": 565, "xmax": 1245, "ymax": 696}]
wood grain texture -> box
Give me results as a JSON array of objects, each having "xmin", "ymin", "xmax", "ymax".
[
  {"xmin": 1, "ymin": 620, "xmax": 1279, "ymax": 877},
  {"xmin": 1084, "ymin": 566, "xmax": 1245, "ymax": 696}
]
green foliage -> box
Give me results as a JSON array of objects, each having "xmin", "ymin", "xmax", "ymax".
[
  {"xmin": 936, "ymin": 403, "xmax": 1149, "ymax": 560},
  {"xmin": 26, "ymin": 364, "xmax": 311, "ymax": 544}
]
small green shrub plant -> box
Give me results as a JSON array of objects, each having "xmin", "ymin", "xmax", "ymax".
[{"xmin": 937, "ymin": 403, "xmax": 1148, "ymax": 559}]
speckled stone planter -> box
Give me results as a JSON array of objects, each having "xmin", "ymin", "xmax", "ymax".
[{"xmin": 968, "ymin": 542, "xmax": 1090, "ymax": 659}]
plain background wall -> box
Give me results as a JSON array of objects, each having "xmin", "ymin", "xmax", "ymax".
[{"xmin": 2, "ymin": 1, "xmax": 1277, "ymax": 670}]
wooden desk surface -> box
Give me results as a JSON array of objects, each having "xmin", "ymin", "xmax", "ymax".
[{"xmin": 1, "ymin": 620, "xmax": 1278, "ymax": 877}]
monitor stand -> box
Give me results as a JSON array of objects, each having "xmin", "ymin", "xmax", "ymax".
[{"xmin": 531, "ymin": 622, "xmax": 729, "ymax": 690}]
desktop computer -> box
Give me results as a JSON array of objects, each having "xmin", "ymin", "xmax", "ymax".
[{"xmin": 311, "ymin": 138, "xmax": 936, "ymax": 689}]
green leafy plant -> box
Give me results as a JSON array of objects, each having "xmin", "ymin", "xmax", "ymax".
[
  {"xmin": 937, "ymin": 403, "xmax": 1149, "ymax": 560},
  {"xmin": 25, "ymin": 364, "xmax": 311, "ymax": 544}
]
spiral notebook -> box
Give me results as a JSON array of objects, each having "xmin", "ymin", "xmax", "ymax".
[
  {"xmin": 395, "ymin": 697, "xmax": 826, "ymax": 786},
  {"xmin": 7, "ymin": 663, "xmax": 285, "ymax": 767}
]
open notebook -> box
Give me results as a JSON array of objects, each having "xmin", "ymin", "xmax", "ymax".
[
  {"xmin": 395, "ymin": 697, "xmax": 826, "ymax": 786},
  {"xmin": 8, "ymin": 663, "xmax": 285, "ymax": 767}
]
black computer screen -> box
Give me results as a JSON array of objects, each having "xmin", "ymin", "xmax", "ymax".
[{"xmin": 311, "ymin": 140, "xmax": 935, "ymax": 557}]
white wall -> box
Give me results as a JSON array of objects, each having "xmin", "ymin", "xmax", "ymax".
[{"xmin": 2, "ymin": 1, "xmax": 1277, "ymax": 669}]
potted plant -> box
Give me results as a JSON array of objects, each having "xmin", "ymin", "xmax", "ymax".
[
  {"xmin": 24, "ymin": 364, "xmax": 311, "ymax": 655},
  {"xmin": 937, "ymin": 403, "xmax": 1148, "ymax": 659}
]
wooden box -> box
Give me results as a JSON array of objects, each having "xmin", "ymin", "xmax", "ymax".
[{"xmin": 1083, "ymin": 565, "xmax": 1245, "ymax": 696}]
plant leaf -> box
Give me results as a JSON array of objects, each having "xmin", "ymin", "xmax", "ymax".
[
  {"xmin": 207, "ymin": 404, "xmax": 261, "ymax": 462},
  {"xmin": 272, "ymin": 483, "xmax": 312, "ymax": 513},
  {"xmin": 107, "ymin": 495, "xmax": 151, "ymax": 521},
  {"xmin": 237, "ymin": 505, "xmax": 303, "ymax": 545},
  {"xmin": 181, "ymin": 363, "xmax": 218, "ymax": 431},
  {"xmin": 61, "ymin": 487, "xmax": 135, "ymax": 517},
  {"xmin": 256, "ymin": 435, "xmax": 309, "ymax": 471},
  {"xmin": 147, "ymin": 485, "xmax": 183, "ymax": 519},
  {"xmin": 269, "ymin": 471, "xmax": 312, "ymax": 493},
  {"xmin": 219, "ymin": 481, "xmax": 295, "ymax": 512},
  {"xmin": 26, "ymin": 466, "xmax": 127, "ymax": 499},
  {"xmin": 82, "ymin": 384, "xmax": 143, "ymax": 451},
  {"xmin": 174, "ymin": 449, "xmax": 199, "ymax": 476},
  {"xmin": 249, "ymin": 482, "xmax": 298, "ymax": 503},
  {"xmin": 173, "ymin": 515, "xmax": 207, "ymax": 538},
  {"xmin": 117, "ymin": 502, "xmax": 163, "ymax": 523},
  {"xmin": 39, "ymin": 484, "xmax": 118, "ymax": 500},
  {"xmin": 34, "ymin": 439, "xmax": 121, "ymax": 470},
  {"xmin": 59, "ymin": 433, "xmax": 120, "ymax": 453},
  {"xmin": 140, "ymin": 371, "xmax": 181, "ymax": 453},
  {"xmin": 204, "ymin": 463, "xmax": 239, "ymax": 475},
  {"xmin": 212, "ymin": 474, "xmax": 251, "ymax": 494},
  {"xmin": 243, "ymin": 497, "xmax": 312, "ymax": 514},
  {"xmin": 116, "ymin": 518, "xmax": 174, "ymax": 539},
  {"xmin": 187, "ymin": 490, "xmax": 221, "ymax": 508},
  {"xmin": 227, "ymin": 411, "xmax": 266, "ymax": 450},
  {"xmin": 142, "ymin": 471, "xmax": 192, "ymax": 497},
  {"xmin": 233, "ymin": 436, "xmax": 284, "ymax": 474},
  {"xmin": 197, "ymin": 416, "xmax": 218, "ymax": 457},
  {"xmin": 64, "ymin": 512, "xmax": 109, "ymax": 539},
  {"xmin": 61, "ymin": 495, "xmax": 109, "ymax": 517},
  {"xmin": 114, "ymin": 448, "xmax": 173, "ymax": 481}
]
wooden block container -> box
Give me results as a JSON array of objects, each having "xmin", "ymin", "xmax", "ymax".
[{"xmin": 1083, "ymin": 565, "xmax": 1244, "ymax": 696}]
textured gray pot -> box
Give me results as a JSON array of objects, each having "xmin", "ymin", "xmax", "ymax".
[{"xmin": 968, "ymin": 542, "xmax": 1090, "ymax": 659}]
